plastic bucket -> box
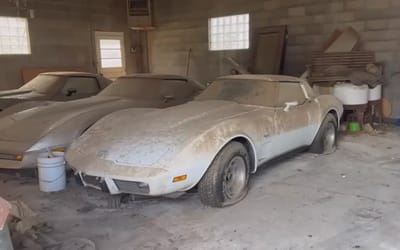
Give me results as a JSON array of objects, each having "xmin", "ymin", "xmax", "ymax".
[
  {"xmin": 37, "ymin": 152, "xmax": 66, "ymax": 192},
  {"xmin": 348, "ymin": 122, "xmax": 361, "ymax": 132}
]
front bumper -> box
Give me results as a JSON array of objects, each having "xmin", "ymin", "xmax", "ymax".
[{"xmin": 76, "ymin": 167, "xmax": 193, "ymax": 196}]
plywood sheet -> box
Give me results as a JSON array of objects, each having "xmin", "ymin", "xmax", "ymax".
[
  {"xmin": 324, "ymin": 27, "xmax": 360, "ymax": 53},
  {"xmin": 252, "ymin": 25, "xmax": 287, "ymax": 74}
]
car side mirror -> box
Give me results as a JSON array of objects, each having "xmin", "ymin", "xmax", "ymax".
[
  {"xmin": 66, "ymin": 88, "xmax": 77, "ymax": 97},
  {"xmin": 284, "ymin": 101, "xmax": 299, "ymax": 112}
]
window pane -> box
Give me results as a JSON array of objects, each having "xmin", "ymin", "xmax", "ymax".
[
  {"xmin": 101, "ymin": 58, "xmax": 122, "ymax": 68},
  {"xmin": 99, "ymin": 38, "xmax": 123, "ymax": 68},
  {"xmin": 0, "ymin": 16, "xmax": 30, "ymax": 55},
  {"xmin": 100, "ymin": 39, "xmax": 121, "ymax": 49},
  {"xmin": 208, "ymin": 14, "xmax": 249, "ymax": 51},
  {"xmin": 100, "ymin": 49, "xmax": 122, "ymax": 59}
]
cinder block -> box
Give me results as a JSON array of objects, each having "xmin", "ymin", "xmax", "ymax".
[
  {"xmin": 344, "ymin": 21, "xmax": 365, "ymax": 32},
  {"xmin": 364, "ymin": 41, "xmax": 399, "ymax": 51},
  {"xmin": 330, "ymin": 2, "xmax": 344, "ymax": 12},
  {"xmin": 388, "ymin": 18, "xmax": 400, "ymax": 28},
  {"xmin": 288, "ymin": 7, "xmax": 305, "ymax": 17},
  {"xmin": 336, "ymin": 12, "xmax": 355, "ymax": 22},
  {"xmin": 361, "ymin": 30, "xmax": 400, "ymax": 41},
  {"xmin": 288, "ymin": 25, "xmax": 307, "ymax": 35},
  {"xmin": 375, "ymin": 52, "xmax": 395, "ymax": 62},
  {"xmin": 365, "ymin": 0, "xmax": 390, "ymax": 9},
  {"xmin": 366, "ymin": 20, "xmax": 388, "ymax": 30},
  {"xmin": 263, "ymin": 0, "xmax": 280, "ymax": 10},
  {"xmin": 345, "ymin": 0, "xmax": 365, "ymax": 10}
]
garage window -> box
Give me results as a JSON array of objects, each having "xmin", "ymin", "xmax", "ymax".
[
  {"xmin": 0, "ymin": 16, "xmax": 30, "ymax": 55},
  {"xmin": 208, "ymin": 13, "xmax": 249, "ymax": 51}
]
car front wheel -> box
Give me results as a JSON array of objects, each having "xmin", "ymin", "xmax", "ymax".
[
  {"xmin": 310, "ymin": 113, "xmax": 338, "ymax": 154},
  {"xmin": 198, "ymin": 142, "xmax": 250, "ymax": 207}
]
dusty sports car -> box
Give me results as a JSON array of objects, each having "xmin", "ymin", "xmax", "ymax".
[
  {"xmin": 0, "ymin": 72, "xmax": 111, "ymax": 111},
  {"xmin": 0, "ymin": 74, "xmax": 204, "ymax": 169},
  {"xmin": 66, "ymin": 75, "xmax": 343, "ymax": 207}
]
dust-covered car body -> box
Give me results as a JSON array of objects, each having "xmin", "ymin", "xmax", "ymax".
[
  {"xmin": 0, "ymin": 72, "xmax": 111, "ymax": 111},
  {"xmin": 0, "ymin": 74, "xmax": 204, "ymax": 169},
  {"xmin": 67, "ymin": 75, "xmax": 343, "ymax": 206}
]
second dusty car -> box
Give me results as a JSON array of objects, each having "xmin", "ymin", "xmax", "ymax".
[{"xmin": 0, "ymin": 74, "xmax": 204, "ymax": 169}]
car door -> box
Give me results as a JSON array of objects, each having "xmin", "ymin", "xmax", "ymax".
[
  {"xmin": 158, "ymin": 79, "xmax": 196, "ymax": 107},
  {"xmin": 271, "ymin": 81, "xmax": 319, "ymax": 157},
  {"xmin": 54, "ymin": 77, "xmax": 101, "ymax": 101}
]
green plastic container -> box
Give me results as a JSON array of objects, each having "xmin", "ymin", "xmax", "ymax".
[{"xmin": 348, "ymin": 122, "xmax": 361, "ymax": 132}]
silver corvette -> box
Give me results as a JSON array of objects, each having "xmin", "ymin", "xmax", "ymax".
[
  {"xmin": 0, "ymin": 74, "xmax": 204, "ymax": 169},
  {"xmin": 67, "ymin": 75, "xmax": 343, "ymax": 207},
  {"xmin": 0, "ymin": 72, "xmax": 111, "ymax": 111}
]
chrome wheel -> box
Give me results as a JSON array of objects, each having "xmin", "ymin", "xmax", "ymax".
[
  {"xmin": 223, "ymin": 156, "xmax": 247, "ymax": 200},
  {"xmin": 323, "ymin": 123, "xmax": 336, "ymax": 153}
]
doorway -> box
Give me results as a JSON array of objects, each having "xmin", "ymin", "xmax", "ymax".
[{"xmin": 95, "ymin": 32, "xmax": 126, "ymax": 79}]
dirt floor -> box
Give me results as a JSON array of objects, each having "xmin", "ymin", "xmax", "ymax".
[{"xmin": 1, "ymin": 126, "xmax": 400, "ymax": 250}]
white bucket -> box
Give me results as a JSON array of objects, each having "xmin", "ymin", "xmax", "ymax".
[
  {"xmin": 368, "ymin": 85, "xmax": 382, "ymax": 101},
  {"xmin": 333, "ymin": 83, "xmax": 369, "ymax": 105},
  {"xmin": 37, "ymin": 152, "xmax": 66, "ymax": 192}
]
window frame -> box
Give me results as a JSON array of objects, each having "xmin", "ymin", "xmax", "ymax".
[
  {"xmin": 208, "ymin": 13, "xmax": 250, "ymax": 51},
  {"xmin": 0, "ymin": 16, "xmax": 31, "ymax": 55}
]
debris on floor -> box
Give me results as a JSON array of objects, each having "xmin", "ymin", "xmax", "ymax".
[{"xmin": 9, "ymin": 200, "xmax": 39, "ymax": 234}]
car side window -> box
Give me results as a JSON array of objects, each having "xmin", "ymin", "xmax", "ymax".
[
  {"xmin": 276, "ymin": 82, "xmax": 307, "ymax": 107},
  {"xmin": 159, "ymin": 80, "xmax": 195, "ymax": 99},
  {"xmin": 61, "ymin": 77, "xmax": 100, "ymax": 96}
]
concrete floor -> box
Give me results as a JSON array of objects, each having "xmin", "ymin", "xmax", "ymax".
[{"xmin": 1, "ymin": 127, "xmax": 400, "ymax": 250}]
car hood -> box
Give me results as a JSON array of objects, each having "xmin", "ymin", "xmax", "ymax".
[
  {"xmin": 0, "ymin": 96, "xmax": 125, "ymax": 146},
  {"xmin": 0, "ymin": 91, "xmax": 46, "ymax": 110},
  {"xmin": 68, "ymin": 100, "xmax": 262, "ymax": 170}
]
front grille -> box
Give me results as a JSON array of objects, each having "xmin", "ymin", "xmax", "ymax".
[{"xmin": 114, "ymin": 179, "xmax": 149, "ymax": 194}]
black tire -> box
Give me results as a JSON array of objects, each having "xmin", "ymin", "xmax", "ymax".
[
  {"xmin": 310, "ymin": 113, "xmax": 338, "ymax": 154},
  {"xmin": 198, "ymin": 142, "xmax": 250, "ymax": 207}
]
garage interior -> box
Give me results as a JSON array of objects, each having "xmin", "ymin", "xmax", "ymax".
[{"xmin": 0, "ymin": 0, "xmax": 400, "ymax": 249}]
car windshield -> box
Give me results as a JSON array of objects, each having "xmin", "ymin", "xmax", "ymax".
[
  {"xmin": 99, "ymin": 77, "xmax": 168, "ymax": 99},
  {"xmin": 20, "ymin": 74, "xmax": 64, "ymax": 94},
  {"xmin": 195, "ymin": 79, "xmax": 276, "ymax": 107}
]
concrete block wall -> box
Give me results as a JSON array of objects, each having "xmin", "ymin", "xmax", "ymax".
[
  {"xmin": 149, "ymin": 0, "xmax": 400, "ymax": 118},
  {"xmin": 0, "ymin": 0, "xmax": 134, "ymax": 89}
]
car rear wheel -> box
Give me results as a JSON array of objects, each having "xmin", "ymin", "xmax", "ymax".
[
  {"xmin": 310, "ymin": 113, "xmax": 338, "ymax": 154},
  {"xmin": 198, "ymin": 142, "xmax": 250, "ymax": 207}
]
